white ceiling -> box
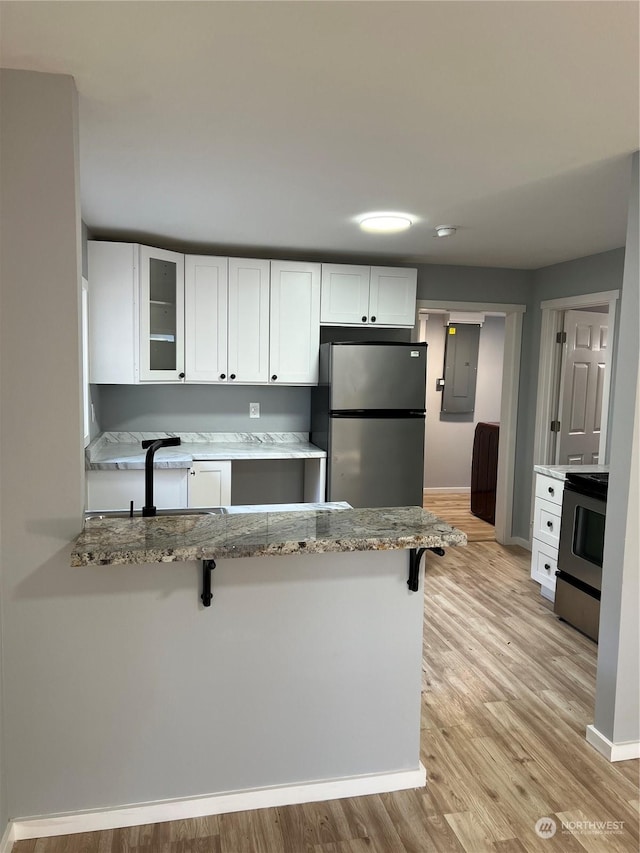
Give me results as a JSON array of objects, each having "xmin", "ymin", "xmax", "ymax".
[{"xmin": 1, "ymin": 1, "xmax": 638, "ymax": 269}]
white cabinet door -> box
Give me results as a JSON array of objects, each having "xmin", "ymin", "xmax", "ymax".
[
  {"xmin": 269, "ymin": 261, "xmax": 321, "ymax": 385},
  {"xmin": 368, "ymin": 267, "xmax": 417, "ymax": 327},
  {"xmin": 320, "ymin": 264, "xmax": 370, "ymax": 325},
  {"xmin": 88, "ymin": 241, "xmax": 139, "ymax": 384},
  {"xmin": 86, "ymin": 469, "xmax": 189, "ymax": 511},
  {"xmin": 228, "ymin": 258, "xmax": 270, "ymax": 384},
  {"xmin": 185, "ymin": 255, "xmax": 228, "ymax": 383},
  {"xmin": 139, "ymin": 246, "xmax": 185, "ymax": 382},
  {"xmin": 188, "ymin": 461, "xmax": 232, "ymax": 507}
]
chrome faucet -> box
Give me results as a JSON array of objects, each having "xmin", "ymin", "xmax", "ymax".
[{"xmin": 141, "ymin": 437, "xmax": 181, "ymax": 517}]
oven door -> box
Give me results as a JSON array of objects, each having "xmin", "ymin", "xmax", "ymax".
[{"xmin": 558, "ymin": 488, "xmax": 606, "ymax": 591}]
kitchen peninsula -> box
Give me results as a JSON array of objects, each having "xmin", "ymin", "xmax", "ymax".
[{"xmin": 70, "ymin": 505, "xmax": 465, "ymax": 820}]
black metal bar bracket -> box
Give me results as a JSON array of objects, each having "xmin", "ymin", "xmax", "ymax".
[
  {"xmin": 408, "ymin": 547, "xmax": 446, "ymax": 591},
  {"xmin": 408, "ymin": 548, "xmax": 426, "ymax": 592},
  {"xmin": 201, "ymin": 559, "xmax": 216, "ymax": 607}
]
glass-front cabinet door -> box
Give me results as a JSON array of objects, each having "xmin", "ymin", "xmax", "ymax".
[{"xmin": 139, "ymin": 246, "xmax": 185, "ymax": 381}]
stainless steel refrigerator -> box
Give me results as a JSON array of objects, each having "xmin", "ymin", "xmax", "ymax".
[{"xmin": 311, "ymin": 342, "xmax": 427, "ymax": 507}]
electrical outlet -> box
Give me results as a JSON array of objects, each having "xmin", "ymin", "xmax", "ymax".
[{"xmin": 249, "ymin": 402, "xmax": 260, "ymax": 418}]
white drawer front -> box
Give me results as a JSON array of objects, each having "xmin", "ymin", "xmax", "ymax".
[
  {"xmin": 531, "ymin": 539, "xmax": 558, "ymax": 589},
  {"xmin": 533, "ymin": 498, "xmax": 562, "ymax": 548},
  {"xmin": 535, "ymin": 474, "xmax": 563, "ymax": 506}
]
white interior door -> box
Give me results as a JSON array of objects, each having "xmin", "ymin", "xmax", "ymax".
[{"xmin": 556, "ymin": 309, "xmax": 608, "ymax": 464}]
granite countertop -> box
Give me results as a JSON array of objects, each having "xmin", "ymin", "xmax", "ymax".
[
  {"xmin": 86, "ymin": 432, "xmax": 326, "ymax": 470},
  {"xmin": 534, "ymin": 463, "xmax": 609, "ymax": 481},
  {"xmin": 71, "ymin": 505, "xmax": 467, "ymax": 566}
]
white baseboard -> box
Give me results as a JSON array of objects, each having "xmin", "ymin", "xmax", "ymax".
[
  {"xmin": 423, "ymin": 487, "xmax": 471, "ymax": 495},
  {"xmin": 11, "ymin": 764, "xmax": 427, "ymax": 842},
  {"xmin": 0, "ymin": 822, "xmax": 15, "ymax": 853},
  {"xmin": 540, "ymin": 585, "xmax": 555, "ymax": 602},
  {"xmin": 506, "ymin": 536, "xmax": 531, "ymax": 551},
  {"xmin": 586, "ymin": 725, "xmax": 640, "ymax": 762}
]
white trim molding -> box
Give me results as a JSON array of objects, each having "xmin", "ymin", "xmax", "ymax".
[
  {"xmin": 10, "ymin": 764, "xmax": 426, "ymax": 843},
  {"xmin": 415, "ymin": 299, "xmax": 526, "ymax": 545},
  {"xmin": 423, "ymin": 487, "xmax": 471, "ymax": 495},
  {"xmin": 507, "ymin": 536, "xmax": 531, "ymax": 551},
  {"xmin": 417, "ymin": 300, "xmax": 526, "ymax": 315},
  {"xmin": 0, "ymin": 822, "xmax": 15, "ymax": 853},
  {"xmin": 586, "ymin": 725, "xmax": 640, "ymax": 762},
  {"xmin": 534, "ymin": 290, "xmax": 619, "ymax": 469}
]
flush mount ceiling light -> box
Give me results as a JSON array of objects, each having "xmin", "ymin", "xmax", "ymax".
[
  {"xmin": 358, "ymin": 212, "xmax": 414, "ymax": 233},
  {"xmin": 434, "ymin": 225, "xmax": 457, "ymax": 238}
]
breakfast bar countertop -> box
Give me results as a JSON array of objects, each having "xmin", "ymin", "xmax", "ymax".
[{"xmin": 71, "ymin": 505, "xmax": 467, "ymax": 566}]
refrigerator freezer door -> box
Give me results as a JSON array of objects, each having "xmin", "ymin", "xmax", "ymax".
[
  {"xmin": 327, "ymin": 415, "xmax": 425, "ymax": 507},
  {"xmin": 328, "ymin": 343, "xmax": 426, "ymax": 411}
]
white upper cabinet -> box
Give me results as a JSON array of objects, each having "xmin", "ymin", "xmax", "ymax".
[
  {"xmin": 228, "ymin": 258, "xmax": 270, "ymax": 383},
  {"xmin": 89, "ymin": 241, "xmax": 185, "ymax": 384},
  {"xmin": 185, "ymin": 255, "xmax": 228, "ymax": 382},
  {"xmin": 89, "ymin": 241, "xmax": 139, "ymax": 384},
  {"xmin": 269, "ymin": 261, "xmax": 321, "ymax": 385},
  {"xmin": 139, "ymin": 246, "xmax": 185, "ymax": 381},
  {"xmin": 320, "ymin": 263, "xmax": 417, "ymax": 328},
  {"xmin": 320, "ymin": 264, "xmax": 370, "ymax": 325},
  {"xmin": 368, "ymin": 266, "xmax": 417, "ymax": 327}
]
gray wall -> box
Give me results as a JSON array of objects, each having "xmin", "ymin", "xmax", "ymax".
[
  {"xmin": 511, "ymin": 248, "xmax": 626, "ymax": 539},
  {"xmin": 594, "ymin": 152, "xmax": 639, "ymax": 746},
  {"xmin": 424, "ymin": 315, "xmax": 505, "ymax": 489},
  {"xmin": 416, "ymin": 263, "xmax": 532, "ymax": 303},
  {"xmin": 0, "ymin": 70, "xmax": 84, "ymax": 822},
  {"xmin": 97, "ymin": 384, "xmax": 311, "ymax": 433}
]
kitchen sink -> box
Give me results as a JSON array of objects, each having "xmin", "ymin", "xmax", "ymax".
[{"xmin": 84, "ymin": 507, "xmax": 227, "ymax": 521}]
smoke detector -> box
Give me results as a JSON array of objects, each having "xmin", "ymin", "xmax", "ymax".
[{"xmin": 435, "ymin": 225, "xmax": 457, "ymax": 238}]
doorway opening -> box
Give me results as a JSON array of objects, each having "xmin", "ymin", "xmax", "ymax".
[
  {"xmin": 533, "ymin": 290, "xmax": 619, "ymax": 471},
  {"xmin": 414, "ymin": 299, "xmax": 526, "ymax": 545},
  {"xmin": 418, "ymin": 310, "xmax": 505, "ymax": 542}
]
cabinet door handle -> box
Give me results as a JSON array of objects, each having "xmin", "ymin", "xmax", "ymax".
[
  {"xmin": 190, "ymin": 470, "xmax": 196, "ymax": 476},
  {"xmin": 362, "ymin": 315, "xmax": 367, "ymax": 322},
  {"xmin": 546, "ymin": 520, "xmax": 553, "ymax": 528},
  {"xmin": 271, "ymin": 374, "xmax": 278, "ymax": 381},
  {"xmin": 230, "ymin": 374, "xmax": 236, "ymax": 380},
  {"xmin": 544, "ymin": 563, "xmax": 551, "ymax": 570},
  {"xmin": 548, "ymin": 486, "xmax": 555, "ymax": 495},
  {"xmin": 219, "ymin": 373, "xmax": 226, "ymax": 380},
  {"xmin": 179, "ymin": 372, "xmax": 185, "ymax": 379},
  {"xmin": 370, "ymin": 315, "xmax": 376, "ymax": 322}
]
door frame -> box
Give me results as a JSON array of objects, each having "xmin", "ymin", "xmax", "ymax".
[
  {"xmin": 415, "ymin": 300, "xmax": 526, "ymax": 545},
  {"xmin": 532, "ymin": 290, "xmax": 619, "ymax": 470}
]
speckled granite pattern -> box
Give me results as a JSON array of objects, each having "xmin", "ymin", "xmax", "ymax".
[
  {"xmin": 71, "ymin": 506, "xmax": 467, "ymax": 566},
  {"xmin": 534, "ymin": 464, "xmax": 609, "ymax": 481},
  {"xmin": 86, "ymin": 432, "xmax": 326, "ymax": 469}
]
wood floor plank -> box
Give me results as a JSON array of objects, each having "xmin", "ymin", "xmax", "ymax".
[
  {"xmin": 423, "ymin": 493, "xmax": 496, "ymax": 542},
  {"xmin": 380, "ymin": 788, "xmax": 465, "ymax": 852},
  {"xmin": 445, "ymin": 810, "xmax": 500, "ymax": 852}
]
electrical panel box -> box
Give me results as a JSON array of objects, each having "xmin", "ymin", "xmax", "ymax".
[{"xmin": 441, "ymin": 323, "xmax": 480, "ymax": 413}]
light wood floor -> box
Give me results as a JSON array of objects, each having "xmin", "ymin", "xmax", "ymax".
[
  {"xmin": 423, "ymin": 492, "xmax": 496, "ymax": 542},
  {"xmin": 14, "ymin": 544, "xmax": 639, "ymax": 853}
]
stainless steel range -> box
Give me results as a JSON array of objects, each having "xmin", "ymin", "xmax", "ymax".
[{"xmin": 555, "ymin": 471, "xmax": 608, "ymax": 641}]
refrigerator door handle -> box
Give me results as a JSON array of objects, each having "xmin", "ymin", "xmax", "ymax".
[{"xmin": 330, "ymin": 409, "xmax": 426, "ymax": 418}]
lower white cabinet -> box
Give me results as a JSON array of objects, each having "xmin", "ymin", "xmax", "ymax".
[
  {"xmin": 188, "ymin": 461, "xmax": 232, "ymax": 507},
  {"xmin": 86, "ymin": 469, "xmax": 189, "ymax": 511},
  {"xmin": 530, "ymin": 472, "xmax": 564, "ymax": 598}
]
